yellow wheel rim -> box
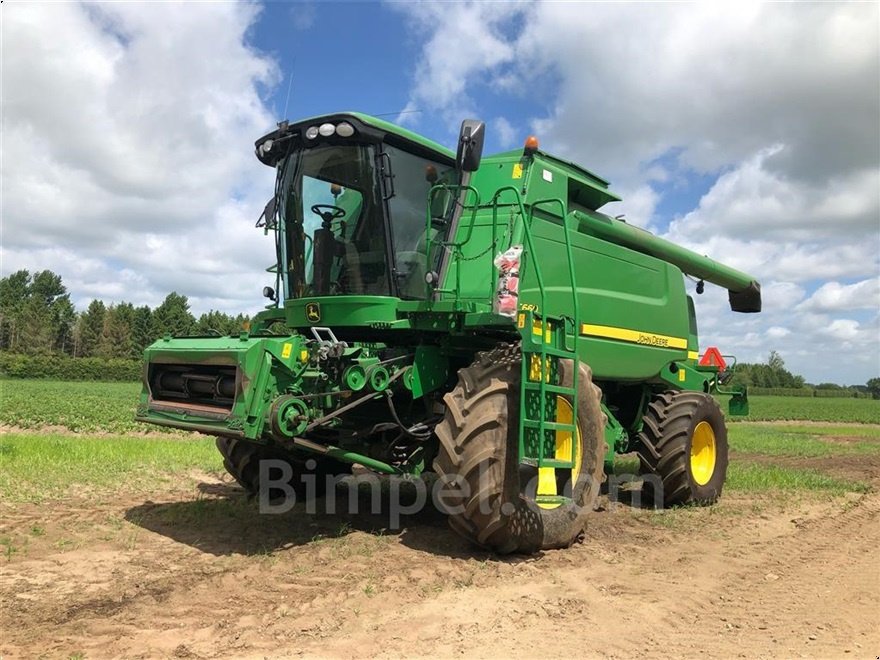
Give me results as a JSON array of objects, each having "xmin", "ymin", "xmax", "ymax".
[
  {"xmin": 536, "ymin": 396, "xmax": 581, "ymax": 510},
  {"xmin": 690, "ymin": 421, "xmax": 716, "ymax": 486}
]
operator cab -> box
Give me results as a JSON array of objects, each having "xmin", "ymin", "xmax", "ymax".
[{"xmin": 254, "ymin": 114, "xmax": 458, "ymax": 302}]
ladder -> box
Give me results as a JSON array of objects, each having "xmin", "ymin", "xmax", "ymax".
[{"xmin": 495, "ymin": 192, "xmax": 582, "ymax": 505}]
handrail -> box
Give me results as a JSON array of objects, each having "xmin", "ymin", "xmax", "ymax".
[
  {"xmin": 528, "ymin": 199, "xmax": 579, "ymax": 353},
  {"xmin": 489, "ymin": 186, "xmax": 546, "ymax": 312}
]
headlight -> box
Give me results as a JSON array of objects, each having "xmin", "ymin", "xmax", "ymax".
[
  {"xmin": 336, "ymin": 122, "xmax": 355, "ymax": 137},
  {"xmin": 305, "ymin": 125, "xmax": 319, "ymax": 140},
  {"xmin": 318, "ymin": 123, "xmax": 335, "ymax": 137}
]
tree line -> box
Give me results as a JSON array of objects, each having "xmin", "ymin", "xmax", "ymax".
[
  {"xmin": 0, "ymin": 270, "xmax": 248, "ymax": 360},
  {"xmin": 730, "ymin": 351, "xmax": 878, "ymax": 398},
  {"xmin": 728, "ymin": 351, "xmax": 805, "ymax": 389}
]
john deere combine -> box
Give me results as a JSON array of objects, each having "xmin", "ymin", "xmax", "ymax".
[{"xmin": 136, "ymin": 113, "xmax": 761, "ymax": 553}]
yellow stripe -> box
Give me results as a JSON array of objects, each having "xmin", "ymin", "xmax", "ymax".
[
  {"xmin": 688, "ymin": 351, "xmax": 699, "ymax": 360},
  {"xmin": 580, "ymin": 323, "xmax": 688, "ymax": 350}
]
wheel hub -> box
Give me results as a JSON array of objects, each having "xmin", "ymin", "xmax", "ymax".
[{"xmin": 690, "ymin": 420, "xmax": 717, "ymax": 486}]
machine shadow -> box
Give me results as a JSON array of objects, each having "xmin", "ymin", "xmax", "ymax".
[
  {"xmin": 124, "ymin": 476, "xmax": 508, "ymax": 560},
  {"xmin": 602, "ymin": 472, "xmax": 663, "ymax": 510}
]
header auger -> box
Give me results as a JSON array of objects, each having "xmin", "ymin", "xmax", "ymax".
[{"xmin": 137, "ymin": 112, "xmax": 761, "ymax": 553}]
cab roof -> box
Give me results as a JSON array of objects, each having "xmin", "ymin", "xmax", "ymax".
[{"xmin": 257, "ymin": 112, "xmax": 620, "ymax": 208}]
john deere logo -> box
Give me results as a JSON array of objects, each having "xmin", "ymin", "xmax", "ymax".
[{"xmin": 306, "ymin": 302, "xmax": 321, "ymax": 323}]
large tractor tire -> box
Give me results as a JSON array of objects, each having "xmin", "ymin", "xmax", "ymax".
[
  {"xmin": 433, "ymin": 343, "xmax": 606, "ymax": 554},
  {"xmin": 636, "ymin": 391, "xmax": 728, "ymax": 507},
  {"xmin": 215, "ymin": 437, "xmax": 343, "ymax": 499}
]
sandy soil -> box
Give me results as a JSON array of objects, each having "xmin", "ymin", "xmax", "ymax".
[{"xmin": 1, "ymin": 452, "xmax": 878, "ymax": 659}]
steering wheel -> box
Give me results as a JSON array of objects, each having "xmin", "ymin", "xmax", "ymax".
[{"xmin": 310, "ymin": 204, "xmax": 346, "ymax": 225}]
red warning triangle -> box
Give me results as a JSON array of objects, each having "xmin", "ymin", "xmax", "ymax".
[{"xmin": 699, "ymin": 347, "xmax": 727, "ymax": 371}]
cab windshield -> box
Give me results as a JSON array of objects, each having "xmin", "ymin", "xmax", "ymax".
[{"xmin": 276, "ymin": 142, "xmax": 454, "ymax": 300}]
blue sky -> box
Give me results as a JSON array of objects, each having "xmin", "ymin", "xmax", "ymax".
[
  {"xmin": 253, "ymin": 3, "xmax": 416, "ymax": 125},
  {"xmin": 4, "ymin": 1, "xmax": 879, "ymax": 384}
]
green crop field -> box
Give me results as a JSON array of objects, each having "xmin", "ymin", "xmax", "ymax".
[
  {"xmin": 2, "ymin": 379, "xmax": 878, "ymax": 432},
  {"xmin": 726, "ymin": 394, "xmax": 880, "ymax": 424},
  {"xmin": 0, "ymin": 379, "xmax": 145, "ymax": 433}
]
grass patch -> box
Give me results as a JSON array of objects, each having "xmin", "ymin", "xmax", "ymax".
[
  {"xmin": 728, "ymin": 424, "xmax": 880, "ymax": 458},
  {"xmin": 612, "ymin": 453, "xmax": 641, "ymax": 475},
  {"xmin": 0, "ymin": 433, "xmax": 222, "ymax": 502},
  {"xmin": 726, "ymin": 462, "xmax": 869, "ymax": 495},
  {"xmin": 765, "ymin": 424, "xmax": 880, "ymax": 437}
]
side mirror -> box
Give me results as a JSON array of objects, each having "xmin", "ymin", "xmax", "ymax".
[
  {"xmin": 456, "ymin": 119, "xmax": 485, "ymax": 172},
  {"xmin": 262, "ymin": 286, "xmax": 276, "ymax": 301},
  {"xmin": 257, "ymin": 197, "xmax": 277, "ymax": 229}
]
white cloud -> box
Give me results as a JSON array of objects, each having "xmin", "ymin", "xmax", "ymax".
[
  {"xmin": 766, "ymin": 326, "xmax": 791, "ymax": 340},
  {"xmin": 762, "ymin": 282, "xmax": 807, "ymax": 310},
  {"xmin": 667, "ymin": 146, "xmax": 879, "ymax": 243},
  {"xmin": 659, "ymin": 233, "xmax": 879, "ymax": 287},
  {"xmin": 797, "ymin": 278, "xmax": 880, "ymax": 313},
  {"xmin": 391, "ymin": 3, "xmax": 519, "ymax": 128},
  {"xmin": 517, "ymin": 3, "xmax": 879, "ymax": 182},
  {"xmin": 3, "ymin": 2, "xmax": 280, "ymax": 315},
  {"xmin": 290, "ymin": 3, "xmax": 316, "ymax": 31},
  {"xmin": 493, "ymin": 117, "xmax": 517, "ymax": 150},
  {"xmin": 612, "ymin": 184, "xmax": 659, "ymax": 230},
  {"xmin": 819, "ymin": 319, "xmax": 862, "ymax": 342}
]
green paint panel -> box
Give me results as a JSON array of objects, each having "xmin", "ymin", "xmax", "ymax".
[
  {"xmin": 406, "ymin": 345, "xmax": 449, "ymax": 398},
  {"xmin": 285, "ymin": 296, "xmax": 403, "ymax": 328}
]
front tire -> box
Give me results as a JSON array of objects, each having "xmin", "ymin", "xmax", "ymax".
[
  {"xmin": 635, "ymin": 391, "xmax": 728, "ymax": 507},
  {"xmin": 215, "ymin": 437, "xmax": 344, "ymax": 499},
  {"xmin": 433, "ymin": 344, "xmax": 606, "ymax": 554}
]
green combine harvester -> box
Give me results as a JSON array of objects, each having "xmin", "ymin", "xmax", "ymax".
[{"xmin": 136, "ymin": 113, "xmax": 761, "ymax": 553}]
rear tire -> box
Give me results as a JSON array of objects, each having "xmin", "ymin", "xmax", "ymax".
[
  {"xmin": 433, "ymin": 343, "xmax": 606, "ymax": 554},
  {"xmin": 635, "ymin": 391, "xmax": 728, "ymax": 507}
]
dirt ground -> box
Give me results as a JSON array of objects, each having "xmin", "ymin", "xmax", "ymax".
[{"xmin": 1, "ymin": 449, "xmax": 878, "ymax": 659}]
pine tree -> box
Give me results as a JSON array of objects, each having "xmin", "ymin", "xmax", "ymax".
[
  {"xmin": 195, "ymin": 310, "xmax": 247, "ymax": 336},
  {"xmin": 98, "ymin": 303, "xmax": 134, "ymax": 359},
  {"xmin": 0, "ymin": 270, "xmax": 74, "ymax": 354},
  {"xmin": 131, "ymin": 305, "xmax": 154, "ymax": 358},
  {"xmin": 0, "ymin": 270, "xmax": 30, "ymax": 351},
  {"xmin": 151, "ymin": 292, "xmax": 195, "ymax": 338},
  {"xmin": 78, "ymin": 300, "xmax": 107, "ymax": 357},
  {"xmin": 19, "ymin": 295, "xmax": 54, "ymax": 355}
]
